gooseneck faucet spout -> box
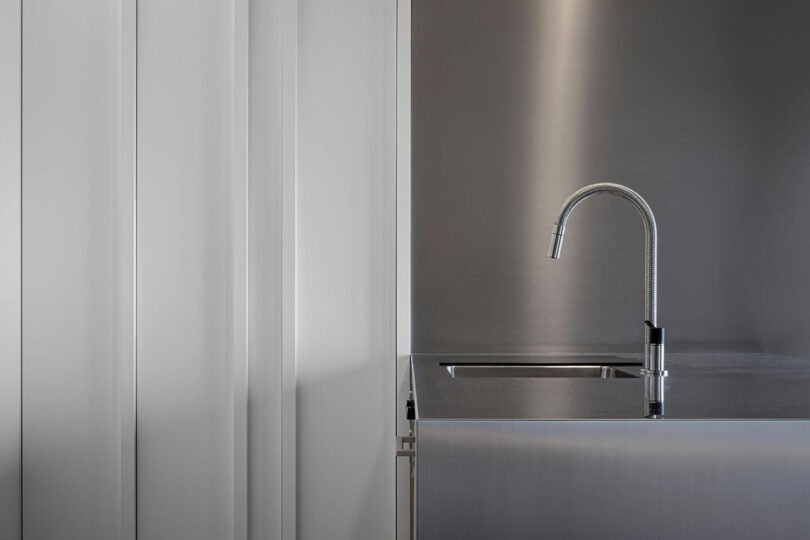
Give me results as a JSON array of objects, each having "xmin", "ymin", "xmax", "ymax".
[{"xmin": 548, "ymin": 182, "xmax": 667, "ymax": 417}]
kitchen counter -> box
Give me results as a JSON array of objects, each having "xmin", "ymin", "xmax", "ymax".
[{"xmin": 411, "ymin": 352, "xmax": 810, "ymax": 420}]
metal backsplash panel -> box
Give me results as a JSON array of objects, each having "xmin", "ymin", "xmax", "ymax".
[{"xmin": 412, "ymin": 0, "xmax": 810, "ymax": 353}]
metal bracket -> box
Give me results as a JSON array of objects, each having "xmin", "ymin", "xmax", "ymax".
[
  {"xmin": 396, "ymin": 431, "xmax": 416, "ymax": 540},
  {"xmin": 396, "ymin": 435, "xmax": 415, "ymax": 457}
]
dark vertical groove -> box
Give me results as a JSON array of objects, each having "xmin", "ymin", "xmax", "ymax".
[
  {"xmin": 134, "ymin": 1, "xmax": 139, "ymax": 538},
  {"xmin": 19, "ymin": 0, "xmax": 23, "ymax": 536},
  {"xmin": 394, "ymin": 5, "xmax": 398, "ymax": 536},
  {"xmin": 395, "ymin": 5, "xmax": 400, "ymax": 536}
]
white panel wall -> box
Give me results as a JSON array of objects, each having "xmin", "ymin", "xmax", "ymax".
[
  {"xmin": 297, "ymin": 0, "xmax": 397, "ymax": 538},
  {"xmin": 18, "ymin": 0, "xmax": 294, "ymax": 537},
  {"xmin": 22, "ymin": 0, "xmax": 134, "ymax": 538},
  {"xmin": 0, "ymin": 0, "xmax": 21, "ymax": 537},
  {"xmin": 137, "ymin": 0, "xmax": 245, "ymax": 537},
  {"xmin": 11, "ymin": 1, "xmax": 395, "ymax": 538}
]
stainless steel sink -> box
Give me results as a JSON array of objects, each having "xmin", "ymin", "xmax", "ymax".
[
  {"xmin": 412, "ymin": 353, "xmax": 810, "ymax": 540},
  {"xmin": 444, "ymin": 363, "xmax": 640, "ymax": 379}
]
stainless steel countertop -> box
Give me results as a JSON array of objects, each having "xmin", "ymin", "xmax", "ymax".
[{"xmin": 411, "ymin": 353, "xmax": 810, "ymax": 420}]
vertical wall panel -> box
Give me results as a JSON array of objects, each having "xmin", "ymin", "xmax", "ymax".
[
  {"xmin": 117, "ymin": 1, "xmax": 138, "ymax": 537},
  {"xmin": 248, "ymin": 0, "xmax": 297, "ymax": 538},
  {"xmin": 395, "ymin": 3, "xmax": 412, "ymax": 537},
  {"xmin": 0, "ymin": 0, "xmax": 21, "ymax": 537},
  {"xmin": 297, "ymin": 0, "xmax": 397, "ymax": 538},
  {"xmin": 232, "ymin": 1, "xmax": 249, "ymax": 539},
  {"xmin": 137, "ymin": 0, "xmax": 245, "ymax": 538},
  {"xmin": 247, "ymin": 0, "xmax": 293, "ymax": 538},
  {"xmin": 280, "ymin": 1, "xmax": 298, "ymax": 537},
  {"xmin": 22, "ymin": 0, "xmax": 130, "ymax": 537}
]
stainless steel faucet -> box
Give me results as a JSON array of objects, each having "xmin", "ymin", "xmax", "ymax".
[{"xmin": 547, "ymin": 182, "xmax": 667, "ymax": 417}]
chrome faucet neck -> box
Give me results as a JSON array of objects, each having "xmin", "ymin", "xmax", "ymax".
[
  {"xmin": 548, "ymin": 182, "xmax": 658, "ymax": 338},
  {"xmin": 547, "ymin": 182, "xmax": 667, "ymax": 416}
]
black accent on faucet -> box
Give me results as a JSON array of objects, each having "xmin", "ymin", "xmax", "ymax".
[
  {"xmin": 647, "ymin": 401, "xmax": 664, "ymax": 418},
  {"xmin": 645, "ymin": 320, "xmax": 665, "ymax": 345}
]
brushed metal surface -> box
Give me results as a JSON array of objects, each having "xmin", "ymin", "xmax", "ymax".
[
  {"xmin": 411, "ymin": 0, "xmax": 810, "ymax": 353},
  {"xmin": 413, "ymin": 353, "xmax": 810, "ymax": 419},
  {"xmin": 416, "ymin": 420, "xmax": 810, "ymax": 539}
]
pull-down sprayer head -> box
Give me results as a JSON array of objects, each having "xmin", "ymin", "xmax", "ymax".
[{"xmin": 547, "ymin": 224, "xmax": 565, "ymax": 259}]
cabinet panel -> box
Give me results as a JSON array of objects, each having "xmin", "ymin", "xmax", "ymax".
[
  {"xmin": 137, "ymin": 0, "xmax": 241, "ymax": 538},
  {"xmin": 0, "ymin": 0, "xmax": 21, "ymax": 537},
  {"xmin": 22, "ymin": 1, "xmax": 128, "ymax": 537},
  {"xmin": 297, "ymin": 0, "xmax": 396, "ymax": 538},
  {"xmin": 247, "ymin": 0, "xmax": 289, "ymax": 537}
]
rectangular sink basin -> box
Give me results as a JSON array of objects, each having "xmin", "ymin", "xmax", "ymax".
[{"xmin": 444, "ymin": 363, "xmax": 640, "ymax": 379}]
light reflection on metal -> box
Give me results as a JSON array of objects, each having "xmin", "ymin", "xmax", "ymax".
[{"xmin": 530, "ymin": 0, "xmax": 594, "ymax": 346}]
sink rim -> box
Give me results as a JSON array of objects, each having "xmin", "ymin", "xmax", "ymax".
[{"xmin": 443, "ymin": 363, "xmax": 641, "ymax": 379}]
